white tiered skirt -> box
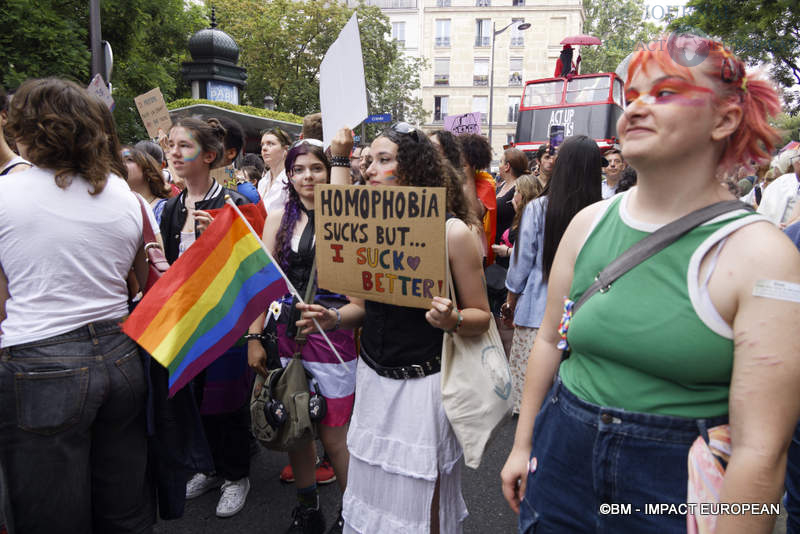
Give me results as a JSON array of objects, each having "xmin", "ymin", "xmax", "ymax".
[{"xmin": 342, "ymin": 358, "xmax": 467, "ymax": 533}]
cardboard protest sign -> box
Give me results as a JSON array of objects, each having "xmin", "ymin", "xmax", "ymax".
[
  {"xmin": 444, "ymin": 112, "xmax": 482, "ymax": 135},
  {"xmin": 320, "ymin": 13, "xmax": 368, "ymax": 148},
  {"xmin": 134, "ymin": 88, "xmax": 173, "ymax": 138},
  {"xmin": 87, "ymin": 74, "xmax": 114, "ymax": 111},
  {"xmin": 210, "ymin": 165, "xmax": 238, "ymax": 190},
  {"xmin": 315, "ymin": 184, "xmax": 446, "ymax": 309}
]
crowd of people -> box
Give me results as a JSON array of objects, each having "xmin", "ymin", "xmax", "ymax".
[{"xmin": 1, "ymin": 33, "xmax": 800, "ymax": 534}]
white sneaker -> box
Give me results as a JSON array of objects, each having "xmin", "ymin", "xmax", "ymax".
[
  {"xmin": 216, "ymin": 477, "xmax": 251, "ymax": 518},
  {"xmin": 185, "ymin": 472, "xmax": 222, "ymax": 500}
]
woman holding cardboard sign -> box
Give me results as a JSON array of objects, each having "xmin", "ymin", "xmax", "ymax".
[
  {"xmin": 249, "ymin": 139, "xmax": 359, "ymax": 533},
  {"xmin": 302, "ymin": 124, "xmax": 491, "ymax": 534}
]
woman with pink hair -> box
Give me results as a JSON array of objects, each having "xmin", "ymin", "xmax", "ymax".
[{"xmin": 502, "ymin": 34, "xmax": 799, "ymax": 534}]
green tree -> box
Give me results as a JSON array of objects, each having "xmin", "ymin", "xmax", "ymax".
[
  {"xmin": 101, "ymin": 1, "xmax": 206, "ymax": 142},
  {"xmin": 672, "ymin": 0, "xmax": 800, "ymax": 114},
  {"xmin": 0, "ymin": 0, "xmax": 206, "ymax": 143},
  {"xmin": 367, "ymin": 54, "xmax": 428, "ymax": 137},
  {"xmin": 580, "ymin": 0, "xmax": 660, "ymax": 75},
  {"xmin": 0, "ymin": 0, "xmax": 90, "ymax": 87},
  {"xmin": 772, "ymin": 113, "xmax": 800, "ymax": 145},
  {"xmin": 213, "ymin": 0, "xmax": 423, "ymax": 126}
]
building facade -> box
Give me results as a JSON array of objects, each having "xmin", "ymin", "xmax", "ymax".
[{"xmin": 349, "ymin": 0, "xmax": 583, "ymax": 164}]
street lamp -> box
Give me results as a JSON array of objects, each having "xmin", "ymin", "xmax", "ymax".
[{"xmin": 488, "ymin": 20, "xmax": 530, "ymax": 153}]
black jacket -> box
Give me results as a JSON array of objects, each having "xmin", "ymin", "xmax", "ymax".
[
  {"xmin": 148, "ymin": 183, "xmax": 249, "ymax": 519},
  {"xmin": 160, "ymin": 184, "xmax": 250, "ymax": 264}
]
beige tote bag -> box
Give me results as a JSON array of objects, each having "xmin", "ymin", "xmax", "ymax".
[{"xmin": 441, "ymin": 218, "xmax": 512, "ymax": 469}]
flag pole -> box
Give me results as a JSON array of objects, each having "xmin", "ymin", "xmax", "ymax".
[{"xmin": 225, "ymin": 197, "xmax": 346, "ymax": 364}]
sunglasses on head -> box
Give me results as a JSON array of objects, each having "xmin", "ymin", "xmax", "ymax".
[
  {"xmin": 290, "ymin": 138, "xmax": 325, "ymax": 150},
  {"xmin": 389, "ymin": 122, "xmax": 420, "ymax": 143}
]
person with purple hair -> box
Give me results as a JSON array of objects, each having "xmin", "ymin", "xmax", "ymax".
[{"xmin": 248, "ymin": 139, "xmax": 358, "ymax": 534}]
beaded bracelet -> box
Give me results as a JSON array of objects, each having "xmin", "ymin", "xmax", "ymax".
[
  {"xmin": 329, "ymin": 156, "xmax": 350, "ymax": 167},
  {"xmin": 444, "ymin": 309, "xmax": 463, "ymax": 335},
  {"xmin": 245, "ymin": 333, "xmax": 264, "ymax": 342}
]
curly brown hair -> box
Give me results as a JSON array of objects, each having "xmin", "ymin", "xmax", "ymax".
[
  {"xmin": 458, "ymin": 133, "xmax": 492, "ymax": 170},
  {"xmin": 430, "ymin": 130, "xmax": 463, "ymax": 169},
  {"xmin": 7, "ymin": 78, "xmax": 121, "ymax": 195},
  {"xmin": 121, "ymin": 146, "xmax": 171, "ymax": 199},
  {"xmin": 381, "ymin": 127, "xmax": 476, "ymax": 226}
]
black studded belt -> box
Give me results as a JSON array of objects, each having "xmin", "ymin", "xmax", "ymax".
[{"xmin": 360, "ymin": 348, "xmax": 441, "ymax": 380}]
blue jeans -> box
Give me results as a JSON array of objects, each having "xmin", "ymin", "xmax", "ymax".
[
  {"xmin": 519, "ymin": 378, "xmax": 727, "ymax": 534},
  {"xmin": 785, "ymin": 422, "xmax": 800, "ymax": 534},
  {"xmin": 0, "ymin": 320, "xmax": 153, "ymax": 534}
]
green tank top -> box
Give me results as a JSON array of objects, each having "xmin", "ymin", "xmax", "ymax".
[{"xmin": 560, "ymin": 193, "xmax": 760, "ymax": 418}]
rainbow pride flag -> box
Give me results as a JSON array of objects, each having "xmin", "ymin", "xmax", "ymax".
[{"xmin": 123, "ymin": 202, "xmax": 288, "ymax": 396}]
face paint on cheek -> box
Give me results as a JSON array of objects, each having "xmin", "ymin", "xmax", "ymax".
[
  {"xmin": 121, "ymin": 149, "xmax": 132, "ymax": 158},
  {"xmin": 383, "ymin": 170, "xmax": 396, "ymax": 181},
  {"xmin": 184, "ymin": 132, "xmax": 202, "ymax": 162}
]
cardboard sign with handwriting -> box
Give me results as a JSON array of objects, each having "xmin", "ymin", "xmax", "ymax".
[
  {"xmin": 134, "ymin": 87, "xmax": 173, "ymax": 138},
  {"xmin": 444, "ymin": 112, "xmax": 482, "ymax": 135},
  {"xmin": 315, "ymin": 184, "xmax": 446, "ymax": 309},
  {"xmin": 210, "ymin": 165, "xmax": 237, "ymax": 190},
  {"xmin": 87, "ymin": 74, "xmax": 114, "ymax": 111}
]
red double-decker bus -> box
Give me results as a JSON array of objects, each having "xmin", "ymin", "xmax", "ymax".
[{"xmin": 512, "ymin": 72, "xmax": 625, "ymax": 155}]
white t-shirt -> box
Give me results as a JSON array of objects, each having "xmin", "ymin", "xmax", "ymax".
[
  {"xmin": 257, "ymin": 169, "xmax": 288, "ymax": 215},
  {"xmin": 757, "ymin": 173, "xmax": 800, "ymax": 224},
  {"xmin": 601, "ymin": 179, "xmax": 618, "ymax": 199},
  {"xmin": 0, "ymin": 155, "xmax": 30, "ymax": 176},
  {"xmin": 0, "ymin": 168, "xmax": 142, "ymax": 347}
]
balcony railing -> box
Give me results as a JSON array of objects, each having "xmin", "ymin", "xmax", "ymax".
[
  {"xmin": 512, "ymin": 0, "xmax": 525, "ymax": 5},
  {"xmin": 362, "ymin": 0, "xmax": 416, "ymax": 8},
  {"xmin": 476, "ymin": 0, "xmax": 490, "ymax": 6},
  {"xmin": 394, "ymin": 39, "xmax": 406, "ymax": 48},
  {"xmin": 510, "ymin": 37, "xmax": 524, "ymax": 47},
  {"xmin": 435, "ymin": 36, "xmax": 451, "ymax": 47},
  {"xmin": 434, "ymin": 74, "xmax": 450, "ymax": 86},
  {"xmin": 473, "ymin": 75, "xmax": 489, "ymax": 86},
  {"xmin": 436, "ymin": 0, "xmax": 451, "ymax": 6},
  {"xmin": 509, "ymin": 73, "xmax": 523, "ymax": 86},
  {"xmin": 475, "ymin": 36, "xmax": 491, "ymax": 47},
  {"xmin": 433, "ymin": 112, "xmax": 448, "ymax": 122}
]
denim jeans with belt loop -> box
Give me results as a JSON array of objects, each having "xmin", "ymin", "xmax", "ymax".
[
  {"xmin": 519, "ymin": 377, "xmax": 727, "ymax": 534},
  {"xmin": 784, "ymin": 422, "xmax": 800, "ymax": 533},
  {"xmin": 0, "ymin": 320, "xmax": 153, "ymax": 534}
]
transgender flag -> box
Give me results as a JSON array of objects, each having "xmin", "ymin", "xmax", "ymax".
[{"xmin": 123, "ymin": 201, "xmax": 287, "ymax": 396}]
